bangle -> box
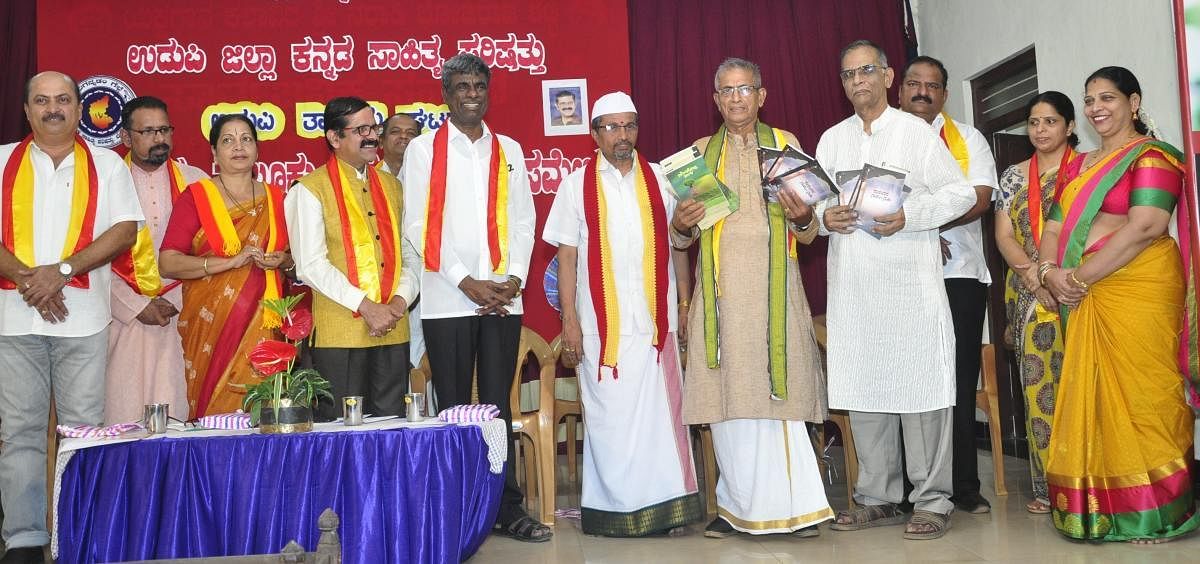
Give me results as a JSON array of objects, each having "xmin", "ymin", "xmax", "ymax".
[
  {"xmin": 678, "ymin": 299, "xmax": 690, "ymax": 308},
  {"xmin": 1068, "ymin": 271, "xmax": 1089, "ymax": 291},
  {"xmin": 1038, "ymin": 264, "xmax": 1055, "ymax": 286},
  {"xmin": 202, "ymin": 257, "xmax": 210, "ymax": 276}
]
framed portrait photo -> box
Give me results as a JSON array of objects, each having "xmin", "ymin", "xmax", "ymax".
[{"xmin": 542, "ymin": 78, "xmax": 589, "ymax": 136}]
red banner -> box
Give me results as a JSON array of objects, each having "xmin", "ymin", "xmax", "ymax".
[{"xmin": 38, "ymin": 0, "xmax": 631, "ymax": 340}]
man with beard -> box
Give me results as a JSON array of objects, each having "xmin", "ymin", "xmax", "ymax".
[
  {"xmin": 105, "ymin": 96, "xmax": 209, "ymax": 424},
  {"xmin": 403, "ymin": 53, "xmax": 544, "ymax": 542},
  {"xmin": 898, "ymin": 55, "xmax": 998, "ymax": 515},
  {"xmin": 285, "ymin": 96, "xmax": 420, "ymax": 421},
  {"xmin": 544, "ymin": 91, "xmax": 702, "ymax": 536},
  {"xmin": 376, "ymin": 113, "xmax": 421, "ymax": 177},
  {"xmin": 552, "ymin": 90, "xmax": 582, "ymax": 126},
  {"xmin": 0, "ymin": 71, "xmax": 141, "ymax": 564}
]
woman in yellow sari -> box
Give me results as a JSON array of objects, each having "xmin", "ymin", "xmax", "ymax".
[
  {"xmin": 994, "ymin": 91, "xmax": 1076, "ymax": 515},
  {"xmin": 1039, "ymin": 66, "xmax": 1200, "ymax": 543},
  {"xmin": 160, "ymin": 114, "xmax": 292, "ymax": 418}
]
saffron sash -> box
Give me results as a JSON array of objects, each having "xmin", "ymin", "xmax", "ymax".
[
  {"xmin": 1026, "ymin": 147, "xmax": 1075, "ymax": 249},
  {"xmin": 111, "ymin": 156, "xmax": 188, "ymax": 296},
  {"xmin": 699, "ymin": 122, "xmax": 791, "ymax": 399},
  {"xmin": 1, "ymin": 134, "xmax": 98, "ymax": 289},
  {"xmin": 938, "ymin": 112, "xmax": 970, "ymax": 176},
  {"xmin": 190, "ymin": 178, "xmax": 289, "ymax": 327},
  {"xmin": 1052, "ymin": 138, "xmax": 1199, "ymax": 405},
  {"xmin": 326, "ymin": 157, "xmax": 402, "ymax": 309},
  {"xmin": 582, "ymin": 152, "xmax": 669, "ymax": 379},
  {"xmin": 424, "ymin": 123, "xmax": 509, "ymax": 273}
]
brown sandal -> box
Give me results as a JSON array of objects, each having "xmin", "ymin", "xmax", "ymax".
[
  {"xmin": 1025, "ymin": 499, "xmax": 1051, "ymax": 514},
  {"xmin": 829, "ymin": 504, "xmax": 907, "ymax": 531},
  {"xmin": 903, "ymin": 510, "xmax": 951, "ymax": 540}
]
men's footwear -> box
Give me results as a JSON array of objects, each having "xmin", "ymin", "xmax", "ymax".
[
  {"xmin": 951, "ymin": 492, "xmax": 991, "ymax": 514},
  {"xmin": 792, "ymin": 524, "xmax": 820, "ymax": 538},
  {"xmin": 703, "ymin": 517, "xmax": 737, "ymax": 538},
  {"xmin": 0, "ymin": 546, "xmax": 46, "ymax": 564}
]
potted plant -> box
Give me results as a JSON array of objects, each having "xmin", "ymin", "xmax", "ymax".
[{"xmin": 243, "ymin": 295, "xmax": 332, "ymax": 434}]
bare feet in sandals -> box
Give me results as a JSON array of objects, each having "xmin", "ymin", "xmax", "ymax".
[
  {"xmin": 1025, "ymin": 499, "xmax": 1051, "ymax": 514},
  {"xmin": 829, "ymin": 504, "xmax": 907, "ymax": 531},
  {"xmin": 903, "ymin": 510, "xmax": 951, "ymax": 540}
]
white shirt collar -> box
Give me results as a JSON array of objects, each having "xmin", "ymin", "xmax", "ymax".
[{"xmin": 445, "ymin": 119, "xmax": 493, "ymax": 144}]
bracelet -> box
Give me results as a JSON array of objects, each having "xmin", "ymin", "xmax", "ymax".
[
  {"xmin": 202, "ymin": 257, "xmax": 210, "ymax": 276},
  {"xmin": 678, "ymin": 299, "xmax": 690, "ymax": 308},
  {"xmin": 1068, "ymin": 271, "xmax": 1090, "ymax": 291},
  {"xmin": 1037, "ymin": 264, "xmax": 1055, "ymax": 287}
]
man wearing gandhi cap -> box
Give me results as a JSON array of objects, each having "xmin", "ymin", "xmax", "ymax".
[{"xmin": 543, "ymin": 91, "xmax": 702, "ymax": 536}]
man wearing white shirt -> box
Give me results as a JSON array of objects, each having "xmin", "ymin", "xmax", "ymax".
[
  {"xmin": 402, "ymin": 53, "xmax": 544, "ymax": 542},
  {"xmin": 0, "ymin": 71, "xmax": 142, "ymax": 563},
  {"xmin": 375, "ymin": 112, "xmax": 426, "ymax": 371},
  {"xmin": 899, "ymin": 55, "xmax": 998, "ymax": 515},
  {"xmin": 816, "ymin": 41, "xmax": 976, "ymax": 540},
  {"xmin": 285, "ymin": 96, "xmax": 420, "ymax": 421},
  {"xmin": 543, "ymin": 92, "xmax": 701, "ymax": 537}
]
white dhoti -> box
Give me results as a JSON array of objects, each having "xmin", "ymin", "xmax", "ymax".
[
  {"xmin": 578, "ymin": 331, "xmax": 702, "ymax": 536},
  {"xmin": 711, "ymin": 418, "xmax": 834, "ymax": 533}
]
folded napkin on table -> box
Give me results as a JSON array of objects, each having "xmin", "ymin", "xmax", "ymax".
[
  {"xmin": 56, "ymin": 423, "xmax": 142, "ymax": 438},
  {"xmin": 197, "ymin": 411, "xmax": 252, "ymax": 430},
  {"xmin": 438, "ymin": 404, "xmax": 500, "ymax": 422}
]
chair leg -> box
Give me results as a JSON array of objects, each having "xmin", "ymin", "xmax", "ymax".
[
  {"xmin": 566, "ymin": 416, "xmax": 578, "ymax": 482},
  {"xmin": 700, "ymin": 426, "xmax": 718, "ymax": 518},
  {"xmin": 837, "ymin": 416, "xmax": 859, "ymax": 509},
  {"xmin": 986, "ymin": 398, "xmax": 1008, "ymax": 496},
  {"xmin": 537, "ymin": 421, "xmax": 557, "ymax": 526}
]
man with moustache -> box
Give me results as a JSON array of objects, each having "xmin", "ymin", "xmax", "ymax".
[
  {"xmin": 403, "ymin": 53, "xmax": 544, "ymax": 542},
  {"xmin": 376, "ymin": 113, "xmax": 422, "ymax": 177},
  {"xmin": 544, "ymin": 91, "xmax": 702, "ymax": 536},
  {"xmin": 105, "ymin": 96, "xmax": 209, "ymax": 425},
  {"xmin": 551, "ymin": 90, "xmax": 582, "ymax": 126},
  {"xmin": 285, "ymin": 96, "xmax": 420, "ymax": 422},
  {"xmin": 0, "ymin": 71, "xmax": 141, "ymax": 563},
  {"xmin": 898, "ymin": 55, "xmax": 998, "ymax": 515},
  {"xmin": 675, "ymin": 57, "xmax": 832, "ymax": 539},
  {"xmin": 816, "ymin": 40, "xmax": 975, "ymax": 540}
]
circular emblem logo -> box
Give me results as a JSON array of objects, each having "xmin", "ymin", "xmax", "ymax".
[{"xmin": 77, "ymin": 75, "xmax": 136, "ymax": 148}]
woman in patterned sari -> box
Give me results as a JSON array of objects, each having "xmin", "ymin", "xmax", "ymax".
[
  {"xmin": 1039, "ymin": 67, "xmax": 1200, "ymax": 543},
  {"xmin": 994, "ymin": 91, "xmax": 1077, "ymax": 515},
  {"xmin": 160, "ymin": 114, "xmax": 292, "ymax": 418}
]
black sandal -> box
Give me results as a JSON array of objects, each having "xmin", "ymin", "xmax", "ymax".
[{"xmin": 500, "ymin": 515, "xmax": 553, "ymax": 543}]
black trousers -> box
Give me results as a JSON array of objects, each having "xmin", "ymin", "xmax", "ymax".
[
  {"xmin": 423, "ymin": 314, "xmax": 525, "ymax": 522},
  {"xmin": 945, "ymin": 278, "xmax": 989, "ymax": 497},
  {"xmin": 309, "ymin": 343, "xmax": 409, "ymax": 422}
]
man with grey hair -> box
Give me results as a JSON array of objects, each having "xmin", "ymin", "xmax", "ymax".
[
  {"xmin": 402, "ymin": 53, "xmax": 546, "ymax": 542},
  {"xmin": 675, "ymin": 57, "xmax": 832, "ymax": 539},
  {"xmin": 0, "ymin": 71, "xmax": 142, "ymax": 563},
  {"xmin": 817, "ymin": 39, "xmax": 975, "ymax": 540}
]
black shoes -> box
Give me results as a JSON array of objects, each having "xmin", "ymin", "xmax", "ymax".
[
  {"xmin": 0, "ymin": 546, "xmax": 46, "ymax": 564},
  {"xmin": 952, "ymin": 491, "xmax": 991, "ymax": 514}
]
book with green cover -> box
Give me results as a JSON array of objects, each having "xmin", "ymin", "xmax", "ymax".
[{"xmin": 660, "ymin": 145, "xmax": 734, "ymax": 229}]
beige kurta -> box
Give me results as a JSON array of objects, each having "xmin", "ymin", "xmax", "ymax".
[{"xmin": 681, "ymin": 129, "xmax": 826, "ymax": 425}]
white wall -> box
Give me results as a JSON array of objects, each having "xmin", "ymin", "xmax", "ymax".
[{"xmin": 916, "ymin": 0, "xmax": 1183, "ymax": 150}]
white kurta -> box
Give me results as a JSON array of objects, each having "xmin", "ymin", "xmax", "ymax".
[
  {"xmin": 543, "ymin": 153, "xmax": 699, "ymax": 535},
  {"xmin": 815, "ymin": 107, "xmax": 976, "ymax": 413},
  {"xmin": 934, "ymin": 114, "xmax": 998, "ymax": 283}
]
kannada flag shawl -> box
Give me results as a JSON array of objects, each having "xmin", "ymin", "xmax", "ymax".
[
  {"xmin": 424, "ymin": 123, "xmax": 510, "ymax": 273},
  {"xmin": 111, "ymin": 155, "xmax": 188, "ymax": 296}
]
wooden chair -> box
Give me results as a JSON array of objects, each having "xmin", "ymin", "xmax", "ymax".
[
  {"xmin": 408, "ymin": 353, "xmax": 431, "ymax": 415},
  {"xmin": 811, "ymin": 315, "xmax": 859, "ymax": 508},
  {"xmin": 508, "ymin": 328, "xmax": 559, "ymax": 525},
  {"xmin": 696, "ymin": 425, "xmax": 718, "ymax": 519},
  {"xmin": 978, "ymin": 344, "xmax": 1007, "ymax": 496},
  {"xmin": 548, "ymin": 336, "xmax": 583, "ymax": 482}
]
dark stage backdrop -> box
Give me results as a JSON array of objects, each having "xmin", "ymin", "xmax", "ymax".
[{"xmin": 629, "ymin": 0, "xmax": 915, "ymax": 314}]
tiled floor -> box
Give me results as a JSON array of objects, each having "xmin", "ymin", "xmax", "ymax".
[{"xmin": 473, "ymin": 449, "xmax": 1200, "ymax": 563}]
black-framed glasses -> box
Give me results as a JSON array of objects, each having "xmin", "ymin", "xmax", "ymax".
[
  {"xmin": 594, "ymin": 122, "xmax": 638, "ymax": 134},
  {"xmin": 717, "ymin": 84, "xmax": 760, "ymax": 98},
  {"xmin": 839, "ymin": 64, "xmax": 885, "ymax": 81},
  {"xmin": 131, "ymin": 126, "xmax": 175, "ymax": 137},
  {"xmin": 343, "ymin": 123, "xmax": 385, "ymax": 137}
]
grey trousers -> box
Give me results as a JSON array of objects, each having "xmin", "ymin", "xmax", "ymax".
[
  {"xmin": 848, "ymin": 407, "xmax": 955, "ymax": 515},
  {"xmin": 0, "ymin": 329, "xmax": 108, "ymax": 549}
]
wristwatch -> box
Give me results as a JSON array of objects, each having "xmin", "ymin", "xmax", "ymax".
[
  {"xmin": 507, "ymin": 275, "xmax": 522, "ymax": 298},
  {"xmin": 58, "ymin": 261, "xmax": 74, "ymax": 280}
]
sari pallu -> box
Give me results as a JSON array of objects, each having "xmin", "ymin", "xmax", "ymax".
[
  {"xmin": 173, "ymin": 187, "xmax": 284, "ymax": 418},
  {"xmin": 1000, "ymin": 167, "xmax": 1063, "ymax": 503},
  {"xmin": 1046, "ymin": 139, "xmax": 1200, "ymax": 541}
]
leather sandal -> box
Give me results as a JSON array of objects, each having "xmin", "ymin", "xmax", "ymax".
[
  {"xmin": 829, "ymin": 504, "xmax": 907, "ymax": 531},
  {"xmin": 903, "ymin": 510, "xmax": 951, "ymax": 540},
  {"xmin": 499, "ymin": 515, "xmax": 553, "ymax": 543}
]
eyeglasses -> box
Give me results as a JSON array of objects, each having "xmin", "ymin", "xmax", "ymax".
[
  {"xmin": 716, "ymin": 84, "xmax": 760, "ymax": 98},
  {"xmin": 839, "ymin": 64, "xmax": 885, "ymax": 82},
  {"xmin": 131, "ymin": 126, "xmax": 175, "ymax": 137},
  {"xmin": 902, "ymin": 80, "xmax": 944, "ymax": 92},
  {"xmin": 343, "ymin": 123, "xmax": 385, "ymax": 137},
  {"xmin": 594, "ymin": 122, "xmax": 638, "ymax": 134}
]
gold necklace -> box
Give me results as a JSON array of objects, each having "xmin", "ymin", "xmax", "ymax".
[
  {"xmin": 1083, "ymin": 133, "xmax": 1143, "ymax": 170},
  {"xmin": 216, "ymin": 176, "xmax": 258, "ymax": 217}
]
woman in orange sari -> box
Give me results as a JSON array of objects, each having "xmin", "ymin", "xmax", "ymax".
[
  {"xmin": 160, "ymin": 114, "xmax": 292, "ymax": 418},
  {"xmin": 1038, "ymin": 67, "xmax": 1200, "ymax": 543}
]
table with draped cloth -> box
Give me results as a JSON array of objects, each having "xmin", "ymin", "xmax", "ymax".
[{"xmin": 51, "ymin": 417, "xmax": 507, "ymax": 563}]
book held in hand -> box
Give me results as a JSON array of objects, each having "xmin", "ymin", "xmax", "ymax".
[
  {"xmin": 838, "ymin": 163, "xmax": 912, "ymax": 239},
  {"xmin": 661, "ymin": 146, "xmax": 734, "ymax": 229},
  {"xmin": 759, "ymin": 144, "xmax": 838, "ymax": 205}
]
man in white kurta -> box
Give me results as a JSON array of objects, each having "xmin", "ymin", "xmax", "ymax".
[
  {"xmin": 106, "ymin": 96, "xmax": 209, "ymax": 424},
  {"xmin": 816, "ymin": 41, "xmax": 975, "ymax": 540},
  {"xmin": 543, "ymin": 92, "xmax": 701, "ymax": 536}
]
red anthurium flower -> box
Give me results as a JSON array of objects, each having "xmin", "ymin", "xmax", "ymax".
[
  {"xmin": 280, "ymin": 307, "xmax": 314, "ymax": 341},
  {"xmin": 249, "ymin": 340, "xmax": 297, "ymax": 375}
]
